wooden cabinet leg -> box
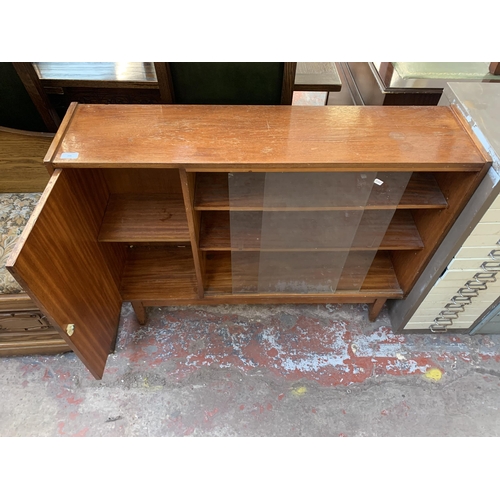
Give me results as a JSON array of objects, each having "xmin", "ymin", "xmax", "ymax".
[
  {"xmin": 368, "ymin": 298, "xmax": 386, "ymax": 322},
  {"xmin": 131, "ymin": 301, "xmax": 146, "ymax": 325}
]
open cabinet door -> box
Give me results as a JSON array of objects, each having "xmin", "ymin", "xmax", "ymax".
[{"xmin": 7, "ymin": 168, "xmax": 126, "ymax": 379}]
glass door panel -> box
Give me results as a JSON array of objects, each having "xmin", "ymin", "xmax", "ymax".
[{"xmin": 228, "ymin": 171, "xmax": 411, "ymax": 294}]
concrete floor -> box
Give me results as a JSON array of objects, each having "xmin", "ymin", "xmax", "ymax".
[{"xmin": 1, "ymin": 302, "xmax": 500, "ymax": 436}]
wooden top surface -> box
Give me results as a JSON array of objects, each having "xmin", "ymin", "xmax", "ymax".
[{"xmin": 46, "ymin": 104, "xmax": 487, "ymax": 170}]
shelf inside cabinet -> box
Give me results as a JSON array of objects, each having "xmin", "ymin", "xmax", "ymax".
[
  {"xmin": 120, "ymin": 246, "xmax": 198, "ymax": 300},
  {"xmin": 98, "ymin": 194, "xmax": 190, "ymax": 242},
  {"xmin": 194, "ymin": 172, "xmax": 448, "ymax": 211},
  {"xmin": 199, "ymin": 210, "xmax": 423, "ymax": 251},
  {"xmin": 203, "ymin": 251, "xmax": 402, "ymax": 296}
]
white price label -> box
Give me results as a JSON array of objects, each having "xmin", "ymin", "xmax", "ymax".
[{"xmin": 60, "ymin": 152, "xmax": 79, "ymax": 159}]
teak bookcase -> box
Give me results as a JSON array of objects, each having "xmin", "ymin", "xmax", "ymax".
[{"xmin": 7, "ymin": 104, "xmax": 490, "ymax": 379}]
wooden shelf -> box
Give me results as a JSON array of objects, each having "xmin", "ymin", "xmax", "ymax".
[
  {"xmin": 194, "ymin": 172, "xmax": 448, "ymax": 211},
  {"xmin": 120, "ymin": 246, "xmax": 198, "ymax": 300},
  {"xmin": 294, "ymin": 63, "xmax": 342, "ymax": 92},
  {"xmin": 99, "ymin": 194, "xmax": 190, "ymax": 242},
  {"xmin": 12, "ymin": 102, "xmax": 488, "ymax": 379},
  {"xmin": 204, "ymin": 251, "xmax": 402, "ymax": 296},
  {"xmin": 33, "ymin": 62, "xmax": 158, "ymax": 85},
  {"xmin": 199, "ymin": 210, "xmax": 423, "ymax": 251},
  {"xmin": 398, "ymin": 173, "xmax": 448, "ymax": 208}
]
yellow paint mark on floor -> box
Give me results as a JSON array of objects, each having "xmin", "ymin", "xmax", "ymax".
[
  {"xmin": 424, "ymin": 368, "xmax": 443, "ymax": 382},
  {"xmin": 291, "ymin": 386, "xmax": 307, "ymax": 396},
  {"xmin": 143, "ymin": 377, "xmax": 163, "ymax": 391}
]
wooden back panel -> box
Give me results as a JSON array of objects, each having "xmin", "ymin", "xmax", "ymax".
[
  {"xmin": 103, "ymin": 168, "xmax": 182, "ymax": 194},
  {"xmin": 0, "ymin": 127, "xmax": 53, "ymax": 192},
  {"xmin": 6, "ymin": 168, "xmax": 127, "ymax": 379}
]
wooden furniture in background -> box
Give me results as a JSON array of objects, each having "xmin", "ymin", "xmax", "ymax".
[
  {"xmin": 0, "ymin": 127, "xmax": 52, "ymax": 192},
  {"xmin": 0, "ymin": 63, "xmax": 56, "ymax": 132},
  {"xmin": 490, "ymin": 63, "xmax": 500, "ymax": 76},
  {"xmin": 28, "ymin": 62, "xmax": 297, "ymax": 116},
  {"xmin": 0, "ymin": 125, "xmax": 70, "ymax": 356},
  {"xmin": 11, "ymin": 63, "xmax": 61, "ymax": 132},
  {"xmin": 294, "ymin": 63, "xmax": 342, "ymax": 92},
  {"xmin": 340, "ymin": 62, "xmax": 443, "ymax": 106},
  {"xmin": 342, "ymin": 62, "xmax": 500, "ymax": 106},
  {"xmin": 293, "ymin": 63, "xmax": 342, "ymax": 106},
  {"xmin": 7, "ymin": 103, "xmax": 489, "ymax": 379},
  {"xmin": 0, "ymin": 294, "xmax": 69, "ymax": 356}
]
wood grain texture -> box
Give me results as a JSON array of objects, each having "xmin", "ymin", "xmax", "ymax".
[
  {"xmin": 154, "ymin": 63, "xmax": 174, "ymax": 103},
  {"xmin": 199, "ymin": 210, "xmax": 423, "ymax": 251},
  {"xmin": 397, "ymin": 173, "xmax": 448, "ymax": 208},
  {"xmin": 0, "ymin": 336, "xmax": 70, "ymax": 356},
  {"xmin": 0, "ymin": 293, "xmax": 38, "ymax": 312},
  {"xmin": 281, "ymin": 63, "xmax": 297, "ymax": 104},
  {"xmin": 391, "ymin": 109, "xmax": 492, "ymax": 294},
  {"xmin": 0, "ymin": 326, "xmax": 56, "ymax": 338},
  {"xmin": 0, "ymin": 127, "xmax": 52, "ymax": 192},
  {"xmin": 48, "ymin": 104, "xmax": 485, "ymax": 171},
  {"xmin": 120, "ymin": 246, "xmax": 198, "ymax": 301},
  {"xmin": 98, "ymin": 194, "xmax": 190, "ymax": 242},
  {"xmin": 0, "ymin": 294, "xmax": 67, "ymax": 356},
  {"xmin": 392, "ymin": 170, "xmax": 489, "ymax": 294},
  {"xmin": 43, "ymin": 101, "xmax": 78, "ymax": 174},
  {"xmin": 103, "ymin": 168, "xmax": 183, "ymax": 194},
  {"xmin": 131, "ymin": 301, "xmax": 146, "ymax": 325},
  {"xmin": 194, "ymin": 172, "xmax": 448, "ymax": 210},
  {"xmin": 368, "ymin": 298, "xmax": 386, "ymax": 321},
  {"xmin": 6, "ymin": 168, "xmax": 127, "ymax": 379},
  {"xmin": 203, "ymin": 251, "xmax": 401, "ymax": 297},
  {"xmin": 179, "ymin": 170, "xmax": 206, "ymax": 297}
]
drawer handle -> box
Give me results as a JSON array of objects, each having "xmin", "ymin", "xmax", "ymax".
[
  {"xmin": 481, "ymin": 261, "xmax": 500, "ymax": 271},
  {"xmin": 444, "ymin": 302, "xmax": 465, "ymax": 312},
  {"xmin": 430, "ymin": 324, "xmax": 449, "ymax": 333},
  {"xmin": 456, "ymin": 289, "xmax": 477, "ymax": 299},
  {"xmin": 473, "ymin": 272, "xmax": 497, "ymax": 282},
  {"xmin": 488, "ymin": 249, "xmax": 500, "ymax": 260},
  {"xmin": 433, "ymin": 317, "xmax": 453, "ymax": 326},
  {"xmin": 465, "ymin": 280, "xmax": 488, "ymax": 291},
  {"xmin": 426, "ymin": 239, "xmax": 500, "ymax": 334},
  {"xmin": 439, "ymin": 310, "xmax": 459, "ymax": 319}
]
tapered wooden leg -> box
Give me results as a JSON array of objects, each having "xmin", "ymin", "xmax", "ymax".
[
  {"xmin": 131, "ymin": 301, "xmax": 146, "ymax": 325},
  {"xmin": 368, "ymin": 298, "xmax": 386, "ymax": 322}
]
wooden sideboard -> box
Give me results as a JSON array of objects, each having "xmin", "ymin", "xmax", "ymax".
[{"xmin": 6, "ymin": 103, "xmax": 490, "ymax": 379}]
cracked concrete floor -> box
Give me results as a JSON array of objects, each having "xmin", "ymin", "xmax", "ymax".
[{"xmin": 1, "ymin": 302, "xmax": 500, "ymax": 436}]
